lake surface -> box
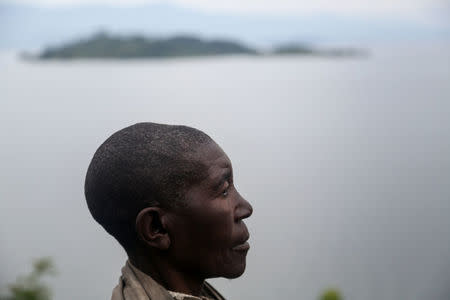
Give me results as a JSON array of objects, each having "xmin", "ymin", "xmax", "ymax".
[{"xmin": 1, "ymin": 44, "xmax": 450, "ymax": 300}]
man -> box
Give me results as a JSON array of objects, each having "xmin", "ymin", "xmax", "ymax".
[{"xmin": 84, "ymin": 123, "xmax": 253, "ymax": 300}]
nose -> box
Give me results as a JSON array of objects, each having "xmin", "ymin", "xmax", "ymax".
[{"xmin": 235, "ymin": 191, "xmax": 253, "ymax": 221}]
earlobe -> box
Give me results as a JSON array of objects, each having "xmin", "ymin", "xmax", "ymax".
[{"xmin": 135, "ymin": 207, "xmax": 171, "ymax": 250}]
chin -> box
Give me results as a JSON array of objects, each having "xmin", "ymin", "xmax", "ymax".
[
  {"xmin": 206, "ymin": 250, "xmax": 249, "ymax": 279},
  {"xmin": 221, "ymin": 261, "xmax": 247, "ymax": 279}
]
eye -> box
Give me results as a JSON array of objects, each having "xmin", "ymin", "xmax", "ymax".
[
  {"xmin": 222, "ymin": 188, "xmax": 229, "ymax": 197},
  {"xmin": 221, "ymin": 181, "xmax": 230, "ymax": 197}
]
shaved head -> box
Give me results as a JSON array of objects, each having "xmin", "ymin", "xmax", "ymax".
[{"xmin": 84, "ymin": 122, "xmax": 213, "ymax": 255}]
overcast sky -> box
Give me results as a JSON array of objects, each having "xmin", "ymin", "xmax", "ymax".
[{"xmin": 3, "ymin": 0, "xmax": 449, "ymax": 25}]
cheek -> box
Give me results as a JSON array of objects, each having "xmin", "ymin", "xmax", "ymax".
[
  {"xmin": 168, "ymin": 202, "xmax": 248, "ymax": 277},
  {"xmin": 196, "ymin": 207, "xmax": 234, "ymax": 247},
  {"xmin": 206, "ymin": 202, "xmax": 235, "ymax": 244},
  {"xmin": 198, "ymin": 206, "xmax": 238, "ymax": 271},
  {"xmin": 171, "ymin": 204, "xmax": 234, "ymax": 251}
]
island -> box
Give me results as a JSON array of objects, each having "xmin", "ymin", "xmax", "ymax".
[
  {"xmin": 273, "ymin": 44, "xmax": 366, "ymax": 57},
  {"xmin": 37, "ymin": 32, "xmax": 257, "ymax": 59},
  {"xmin": 30, "ymin": 32, "xmax": 367, "ymax": 60}
]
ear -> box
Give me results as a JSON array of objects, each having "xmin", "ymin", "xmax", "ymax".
[{"xmin": 135, "ymin": 207, "xmax": 170, "ymax": 250}]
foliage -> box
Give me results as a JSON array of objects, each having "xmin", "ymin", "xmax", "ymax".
[
  {"xmin": 39, "ymin": 32, "xmax": 258, "ymax": 59},
  {"xmin": 272, "ymin": 43, "xmax": 315, "ymax": 55},
  {"xmin": 33, "ymin": 31, "xmax": 366, "ymax": 60},
  {"xmin": 0, "ymin": 258, "xmax": 56, "ymax": 300},
  {"xmin": 319, "ymin": 288, "xmax": 343, "ymax": 300}
]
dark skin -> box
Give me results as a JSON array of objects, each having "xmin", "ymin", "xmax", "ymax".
[{"xmin": 130, "ymin": 142, "xmax": 253, "ymax": 296}]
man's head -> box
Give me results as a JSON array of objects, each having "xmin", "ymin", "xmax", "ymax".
[{"xmin": 85, "ymin": 122, "xmax": 252, "ymax": 279}]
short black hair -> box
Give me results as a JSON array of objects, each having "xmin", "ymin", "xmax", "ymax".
[{"xmin": 84, "ymin": 122, "xmax": 213, "ymax": 254}]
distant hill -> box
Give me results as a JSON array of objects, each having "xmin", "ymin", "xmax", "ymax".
[
  {"xmin": 30, "ymin": 32, "xmax": 367, "ymax": 60},
  {"xmin": 273, "ymin": 43, "xmax": 367, "ymax": 57},
  {"xmin": 272, "ymin": 44, "xmax": 315, "ymax": 55},
  {"xmin": 37, "ymin": 32, "xmax": 258, "ymax": 59}
]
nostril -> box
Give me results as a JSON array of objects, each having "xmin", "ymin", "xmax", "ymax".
[
  {"xmin": 238, "ymin": 201, "xmax": 252, "ymax": 220},
  {"xmin": 247, "ymin": 203, "xmax": 253, "ymax": 217},
  {"xmin": 244, "ymin": 203, "xmax": 253, "ymax": 219},
  {"xmin": 235, "ymin": 192, "xmax": 253, "ymax": 220}
]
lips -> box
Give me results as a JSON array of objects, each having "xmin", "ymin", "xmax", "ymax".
[
  {"xmin": 232, "ymin": 228, "xmax": 250, "ymax": 251},
  {"xmin": 232, "ymin": 241, "xmax": 250, "ymax": 251}
]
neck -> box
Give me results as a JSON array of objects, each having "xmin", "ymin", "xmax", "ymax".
[{"xmin": 129, "ymin": 251, "xmax": 205, "ymax": 296}]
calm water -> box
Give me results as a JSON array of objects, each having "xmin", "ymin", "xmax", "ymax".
[{"xmin": 1, "ymin": 44, "xmax": 450, "ymax": 300}]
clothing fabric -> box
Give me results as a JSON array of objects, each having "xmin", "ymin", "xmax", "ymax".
[{"xmin": 111, "ymin": 260, "xmax": 225, "ymax": 300}]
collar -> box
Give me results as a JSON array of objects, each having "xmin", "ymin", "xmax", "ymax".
[
  {"xmin": 168, "ymin": 290, "xmax": 213, "ymax": 300},
  {"xmin": 126, "ymin": 260, "xmax": 225, "ymax": 300}
]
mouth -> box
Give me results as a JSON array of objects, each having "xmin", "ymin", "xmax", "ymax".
[
  {"xmin": 231, "ymin": 230, "xmax": 250, "ymax": 252},
  {"xmin": 231, "ymin": 241, "xmax": 250, "ymax": 252}
]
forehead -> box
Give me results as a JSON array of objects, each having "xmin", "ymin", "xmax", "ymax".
[{"xmin": 193, "ymin": 142, "xmax": 232, "ymax": 181}]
